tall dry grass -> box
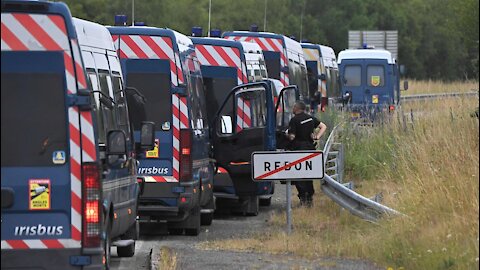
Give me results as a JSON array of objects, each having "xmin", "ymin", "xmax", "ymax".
[
  {"xmin": 200, "ymin": 97, "xmax": 479, "ymax": 270},
  {"xmin": 406, "ymin": 79, "xmax": 478, "ymax": 95}
]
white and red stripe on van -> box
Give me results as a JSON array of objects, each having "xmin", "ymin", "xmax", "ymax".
[
  {"xmin": 225, "ymin": 36, "xmax": 289, "ymax": 86},
  {"xmin": 236, "ymin": 98, "xmax": 252, "ymax": 132},
  {"xmin": 1, "ymin": 13, "xmax": 93, "ymax": 249},
  {"xmin": 194, "ymin": 44, "xmax": 248, "ymax": 85},
  {"xmin": 112, "ymin": 34, "xmax": 184, "ymax": 86}
]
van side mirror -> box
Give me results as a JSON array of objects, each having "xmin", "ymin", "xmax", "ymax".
[
  {"xmin": 403, "ymin": 80, "xmax": 409, "ymax": 91},
  {"xmin": 318, "ymin": 73, "xmax": 327, "ymax": 81},
  {"xmin": 106, "ymin": 130, "xmax": 127, "ymax": 156},
  {"xmin": 140, "ymin": 121, "xmax": 155, "ymax": 151},
  {"xmin": 342, "ymin": 91, "xmax": 352, "ymax": 103},
  {"xmin": 281, "ymin": 66, "xmax": 289, "ymax": 74}
]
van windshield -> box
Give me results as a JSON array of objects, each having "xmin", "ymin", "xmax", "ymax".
[
  {"xmin": 1, "ymin": 73, "xmax": 67, "ymax": 167},
  {"xmin": 127, "ymin": 73, "xmax": 172, "ymax": 131}
]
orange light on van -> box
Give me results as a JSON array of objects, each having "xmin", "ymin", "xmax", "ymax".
[
  {"xmin": 182, "ymin": 148, "xmax": 190, "ymax": 155},
  {"xmin": 181, "ymin": 197, "xmax": 187, "ymax": 203}
]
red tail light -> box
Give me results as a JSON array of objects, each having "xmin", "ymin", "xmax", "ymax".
[
  {"xmin": 82, "ymin": 162, "xmax": 102, "ymax": 248},
  {"xmin": 179, "ymin": 129, "xmax": 192, "ymax": 181},
  {"xmin": 389, "ymin": 105, "xmax": 395, "ymax": 112}
]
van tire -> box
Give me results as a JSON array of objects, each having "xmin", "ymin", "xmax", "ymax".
[
  {"xmin": 200, "ymin": 198, "xmax": 215, "ymax": 226},
  {"xmin": 185, "ymin": 207, "xmax": 201, "ymax": 236},
  {"xmin": 104, "ymin": 219, "xmax": 112, "ymax": 270},
  {"xmin": 245, "ymin": 196, "xmax": 259, "ymax": 216},
  {"xmin": 259, "ymin": 197, "xmax": 272, "ymax": 206},
  {"xmin": 168, "ymin": 228, "xmax": 184, "ymax": 235},
  {"xmin": 117, "ymin": 221, "xmax": 136, "ymax": 257}
]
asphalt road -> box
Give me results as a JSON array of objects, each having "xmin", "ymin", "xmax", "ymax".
[{"xmin": 111, "ymin": 183, "xmax": 382, "ymax": 270}]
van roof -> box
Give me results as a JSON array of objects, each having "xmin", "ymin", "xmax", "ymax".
[
  {"xmin": 191, "ymin": 37, "xmax": 244, "ymax": 51},
  {"xmin": 319, "ymin": 45, "xmax": 337, "ymax": 68},
  {"xmin": 337, "ymin": 49, "xmax": 395, "ymax": 64},
  {"xmin": 73, "ymin": 18, "xmax": 115, "ymax": 51}
]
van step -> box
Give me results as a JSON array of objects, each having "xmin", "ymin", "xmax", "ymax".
[{"xmin": 112, "ymin": 239, "xmax": 134, "ymax": 247}]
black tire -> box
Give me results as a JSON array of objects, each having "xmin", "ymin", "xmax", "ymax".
[
  {"xmin": 168, "ymin": 228, "xmax": 184, "ymax": 235},
  {"xmin": 104, "ymin": 219, "xmax": 112, "ymax": 270},
  {"xmin": 185, "ymin": 226, "xmax": 200, "ymax": 236},
  {"xmin": 117, "ymin": 221, "xmax": 136, "ymax": 257},
  {"xmin": 245, "ymin": 196, "xmax": 259, "ymax": 216},
  {"xmin": 259, "ymin": 197, "xmax": 272, "ymax": 206},
  {"xmin": 200, "ymin": 212, "xmax": 213, "ymax": 226}
]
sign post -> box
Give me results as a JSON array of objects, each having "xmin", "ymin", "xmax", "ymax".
[{"xmin": 252, "ymin": 150, "xmax": 324, "ymax": 234}]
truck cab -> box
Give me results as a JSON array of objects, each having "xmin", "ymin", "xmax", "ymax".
[
  {"xmin": 108, "ymin": 26, "xmax": 214, "ymax": 235},
  {"xmin": 338, "ymin": 49, "xmax": 403, "ymax": 121}
]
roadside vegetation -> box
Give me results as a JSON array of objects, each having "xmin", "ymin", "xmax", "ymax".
[
  {"xmin": 200, "ymin": 89, "xmax": 479, "ymax": 269},
  {"xmin": 406, "ymin": 80, "xmax": 479, "ymax": 95}
]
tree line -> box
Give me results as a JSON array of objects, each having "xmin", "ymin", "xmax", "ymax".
[{"xmin": 61, "ymin": 0, "xmax": 479, "ymax": 81}]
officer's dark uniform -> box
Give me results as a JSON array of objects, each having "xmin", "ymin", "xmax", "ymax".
[{"xmin": 287, "ymin": 112, "xmax": 321, "ymax": 205}]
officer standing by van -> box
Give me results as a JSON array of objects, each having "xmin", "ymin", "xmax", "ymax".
[{"xmin": 286, "ymin": 101, "xmax": 327, "ymax": 207}]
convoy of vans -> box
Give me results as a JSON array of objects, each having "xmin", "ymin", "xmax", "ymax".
[{"xmin": 1, "ymin": 1, "xmax": 405, "ymax": 269}]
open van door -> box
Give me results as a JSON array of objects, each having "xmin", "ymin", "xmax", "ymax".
[
  {"xmin": 275, "ymin": 85, "xmax": 300, "ymax": 150},
  {"xmin": 212, "ymin": 82, "xmax": 274, "ymax": 196}
]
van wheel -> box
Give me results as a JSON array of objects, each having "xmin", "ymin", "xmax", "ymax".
[
  {"xmin": 245, "ymin": 196, "xmax": 259, "ymax": 216},
  {"xmin": 201, "ymin": 198, "xmax": 215, "ymax": 226},
  {"xmin": 168, "ymin": 228, "xmax": 184, "ymax": 235},
  {"xmin": 103, "ymin": 220, "xmax": 112, "ymax": 270},
  {"xmin": 200, "ymin": 212, "xmax": 214, "ymax": 226},
  {"xmin": 117, "ymin": 222, "xmax": 136, "ymax": 257},
  {"xmin": 185, "ymin": 207, "xmax": 201, "ymax": 236},
  {"xmin": 259, "ymin": 197, "xmax": 272, "ymax": 206}
]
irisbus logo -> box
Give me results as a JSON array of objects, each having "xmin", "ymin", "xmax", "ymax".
[
  {"xmin": 138, "ymin": 167, "xmax": 169, "ymax": 175},
  {"xmin": 14, "ymin": 224, "xmax": 63, "ymax": 236}
]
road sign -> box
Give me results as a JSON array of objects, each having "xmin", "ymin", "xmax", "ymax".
[{"xmin": 251, "ymin": 151, "xmax": 324, "ymax": 181}]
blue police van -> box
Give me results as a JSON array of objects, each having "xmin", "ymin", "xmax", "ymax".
[
  {"xmin": 1, "ymin": 1, "xmax": 154, "ymax": 269},
  {"xmin": 108, "ymin": 24, "xmax": 215, "ymax": 234},
  {"xmin": 191, "ymin": 37, "xmax": 275, "ymax": 215},
  {"xmin": 337, "ymin": 48, "xmax": 408, "ymax": 121}
]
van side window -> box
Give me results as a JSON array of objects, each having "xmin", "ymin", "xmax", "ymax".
[
  {"xmin": 367, "ymin": 65, "xmax": 385, "ymax": 87},
  {"xmin": 236, "ymin": 90, "xmax": 267, "ymax": 130},
  {"xmin": 87, "ymin": 68, "xmax": 107, "ymax": 144},
  {"xmin": 98, "ymin": 70, "xmax": 116, "ymax": 138},
  {"xmin": 112, "ymin": 73, "xmax": 131, "ymax": 140},
  {"xmin": 344, "ymin": 65, "xmax": 361, "ymax": 87}
]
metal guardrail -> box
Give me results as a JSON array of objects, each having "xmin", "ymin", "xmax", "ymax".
[
  {"xmin": 401, "ymin": 91, "xmax": 478, "ymax": 102},
  {"xmin": 320, "ymin": 126, "xmax": 401, "ymax": 222}
]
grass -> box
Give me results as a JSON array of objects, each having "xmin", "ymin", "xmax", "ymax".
[
  {"xmin": 199, "ymin": 92, "xmax": 479, "ymax": 269},
  {"xmin": 405, "ymin": 79, "xmax": 478, "ymax": 95},
  {"xmin": 158, "ymin": 246, "xmax": 177, "ymax": 270}
]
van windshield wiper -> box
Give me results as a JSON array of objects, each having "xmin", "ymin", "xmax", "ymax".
[{"xmin": 91, "ymin": 90, "xmax": 115, "ymax": 109}]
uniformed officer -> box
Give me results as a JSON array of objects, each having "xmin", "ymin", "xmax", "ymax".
[{"xmin": 286, "ymin": 101, "xmax": 327, "ymax": 207}]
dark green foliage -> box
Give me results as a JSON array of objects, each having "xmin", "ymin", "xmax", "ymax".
[{"xmin": 60, "ymin": 0, "xmax": 478, "ymax": 80}]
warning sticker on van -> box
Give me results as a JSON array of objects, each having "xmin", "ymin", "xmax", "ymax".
[
  {"xmin": 29, "ymin": 179, "xmax": 51, "ymax": 210},
  {"xmin": 146, "ymin": 139, "xmax": 159, "ymax": 158}
]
